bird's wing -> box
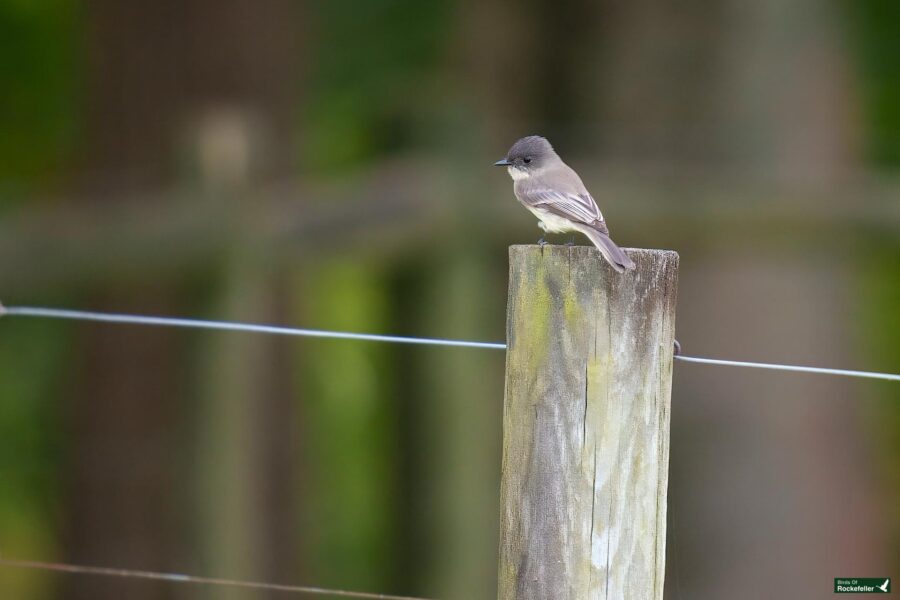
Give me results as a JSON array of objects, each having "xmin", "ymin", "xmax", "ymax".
[{"xmin": 523, "ymin": 187, "xmax": 608, "ymax": 234}]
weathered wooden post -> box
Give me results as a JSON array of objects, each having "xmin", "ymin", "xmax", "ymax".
[{"xmin": 498, "ymin": 245, "xmax": 678, "ymax": 600}]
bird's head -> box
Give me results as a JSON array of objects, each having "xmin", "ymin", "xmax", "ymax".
[{"xmin": 494, "ymin": 135, "xmax": 557, "ymax": 179}]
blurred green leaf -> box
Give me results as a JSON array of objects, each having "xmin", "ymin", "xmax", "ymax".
[{"xmin": 0, "ymin": 0, "xmax": 81, "ymax": 197}]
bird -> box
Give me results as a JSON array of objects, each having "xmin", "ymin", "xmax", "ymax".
[{"xmin": 495, "ymin": 135, "xmax": 635, "ymax": 273}]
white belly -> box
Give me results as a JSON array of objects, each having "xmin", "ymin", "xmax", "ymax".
[{"xmin": 525, "ymin": 205, "xmax": 578, "ymax": 233}]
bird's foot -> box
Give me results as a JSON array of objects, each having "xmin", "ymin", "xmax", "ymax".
[{"xmin": 537, "ymin": 237, "xmax": 548, "ymax": 247}]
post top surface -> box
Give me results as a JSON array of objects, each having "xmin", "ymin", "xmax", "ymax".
[{"xmin": 509, "ymin": 244, "xmax": 678, "ymax": 261}]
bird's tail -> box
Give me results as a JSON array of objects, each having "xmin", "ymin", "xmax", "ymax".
[{"xmin": 576, "ymin": 225, "xmax": 636, "ymax": 273}]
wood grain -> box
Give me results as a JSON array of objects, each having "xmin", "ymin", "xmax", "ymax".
[{"xmin": 498, "ymin": 245, "xmax": 678, "ymax": 600}]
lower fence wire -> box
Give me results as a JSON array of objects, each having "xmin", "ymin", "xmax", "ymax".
[
  {"xmin": 1, "ymin": 304, "xmax": 899, "ymax": 382},
  {"xmin": 0, "ymin": 558, "xmax": 432, "ymax": 600}
]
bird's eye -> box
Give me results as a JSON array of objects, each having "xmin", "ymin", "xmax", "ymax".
[{"xmin": 524, "ymin": 157, "xmax": 532, "ymax": 164}]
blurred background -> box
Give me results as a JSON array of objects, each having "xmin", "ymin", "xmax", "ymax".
[{"xmin": 0, "ymin": 0, "xmax": 898, "ymax": 598}]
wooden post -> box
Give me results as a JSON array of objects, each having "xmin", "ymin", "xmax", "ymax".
[{"xmin": 498, "ymin": 245, "xmax": 678, "ymax": 600}]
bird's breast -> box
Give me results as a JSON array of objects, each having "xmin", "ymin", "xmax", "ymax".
[{"xmin": 524, "ymin": 205, "xmax": 577, "ymax": 233}]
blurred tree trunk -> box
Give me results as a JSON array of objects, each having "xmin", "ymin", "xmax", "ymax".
[
  {"xmin": 62, "ymin": 2, "xmax": 302, "ymax": 599},
  {"xmin": 292, "ymin": 262, "xmax": 400, "ymax": 594},
  {"xmin": 451, "ymin": 0, "xmax": 539, "ymax": 146},
  {"xmin": 672, "ymin": 255, "xmax": 886, "ymax": 599},
  {"xmin": 193, "ymin": 243, "xmax": 296, "ymax": 600},
  {"xmin": 411, "ymin": 248, "xmax": 505, "ymax": 600}
]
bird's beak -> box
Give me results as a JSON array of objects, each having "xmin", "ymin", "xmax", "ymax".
[{"xmin": 494, "ymin": 158, "xmax": 511, "ymax": 166}]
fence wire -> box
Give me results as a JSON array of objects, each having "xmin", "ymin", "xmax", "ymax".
[
  {"xmin": 1, "ymin": 304, "xmax": 898, "ymax": 382},
  {"xmin": 0, "ymin": 558, "xmax": 432, "ymax": 599}
]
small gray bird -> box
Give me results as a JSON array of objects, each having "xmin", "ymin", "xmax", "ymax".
[{"xmin": 495, "ymin": 136, "xmax": 635, "ymax": 273}]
